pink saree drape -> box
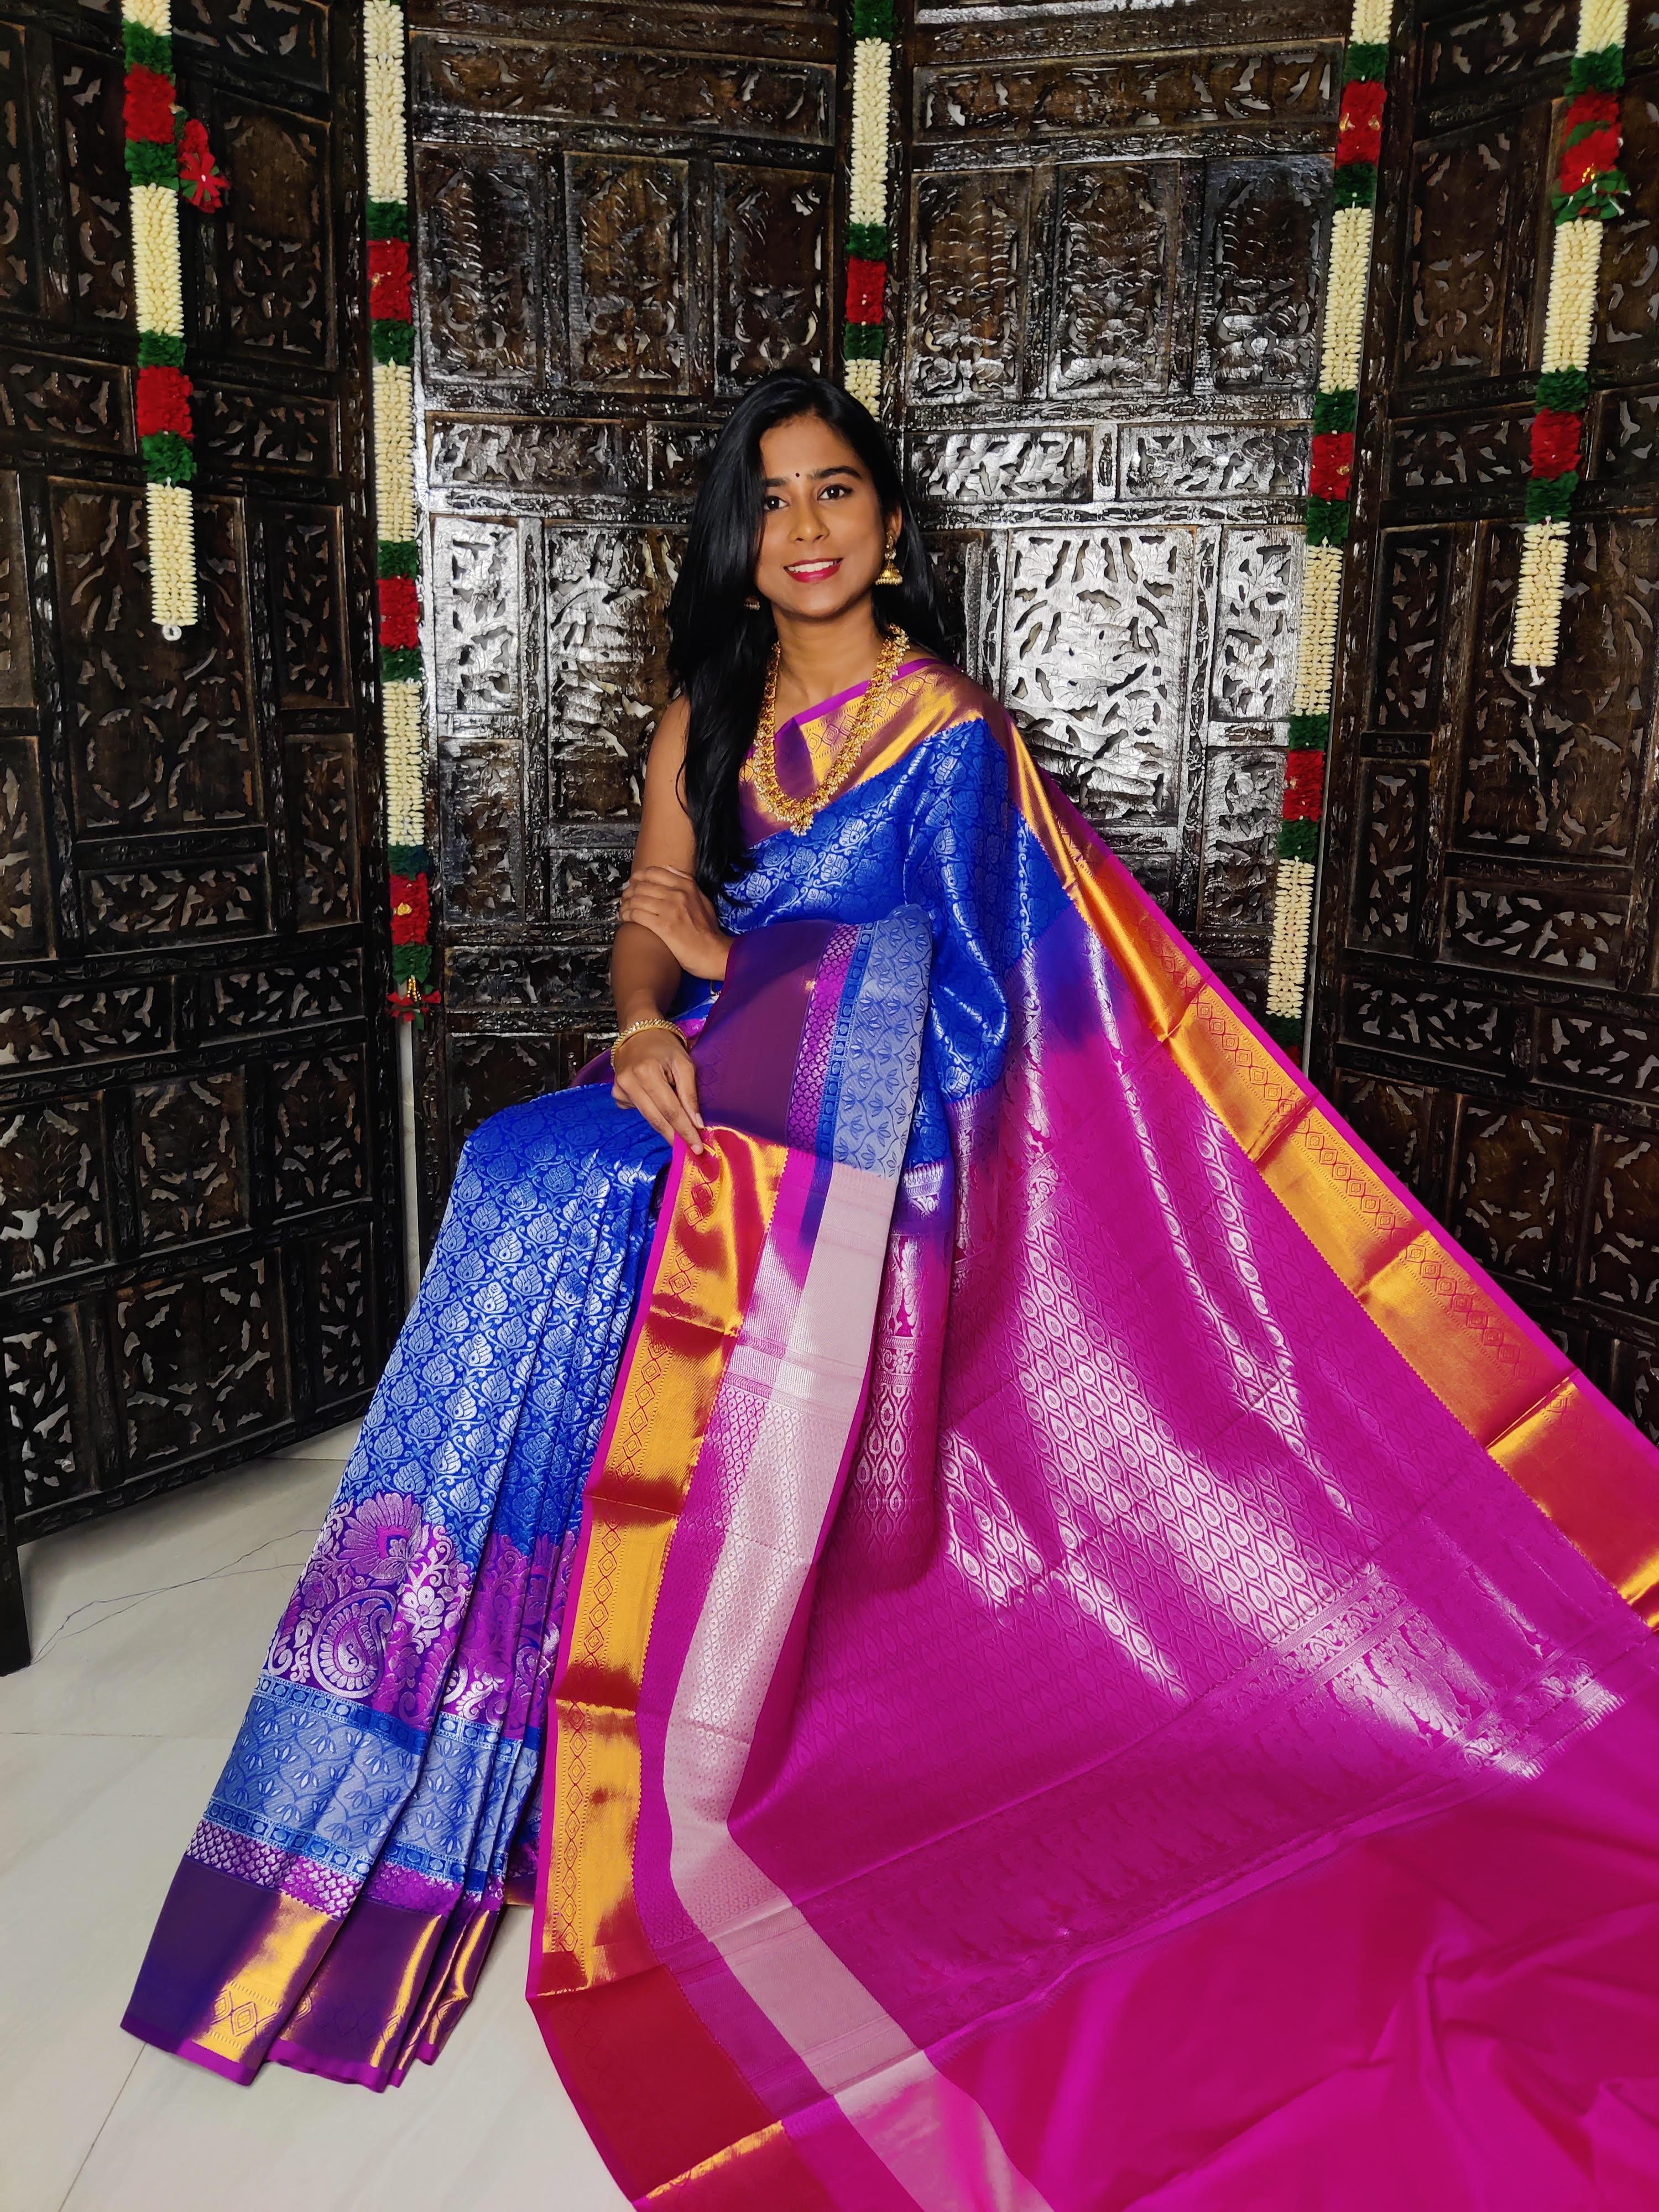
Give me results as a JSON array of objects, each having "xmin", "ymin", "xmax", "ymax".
[{"xmin": 529, "ymin": 658, "xmax": 1659, "ymax": 2209}]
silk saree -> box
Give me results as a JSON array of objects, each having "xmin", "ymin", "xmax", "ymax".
[{"xmin": 128, "ymin": 654, "xmax": 1659, "ymax": 2206}]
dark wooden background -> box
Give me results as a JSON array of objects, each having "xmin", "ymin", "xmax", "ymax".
[
  {"xmin": 10, "ymin": 0, "xmax": 1659, "ymax": 1663},
  {"xmin": 0, "ymin": 0, "xmax": 401, "ymax": 1667},
  {"xmin": 1319, "ymin": 2, "xmax": 1659, "ymax": 1458}
]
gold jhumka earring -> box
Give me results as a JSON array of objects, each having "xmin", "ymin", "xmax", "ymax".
[{"xmin": 875, "ymin": 535, "xmax": 903, "ymax": 587}]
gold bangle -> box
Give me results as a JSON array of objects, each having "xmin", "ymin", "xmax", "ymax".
[{"xmin": 612, "ymin": 1015, "xmax": 687, "ymax": 1056}]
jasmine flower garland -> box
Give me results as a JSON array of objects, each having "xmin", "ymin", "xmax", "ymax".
[
  {"xmin": 1264, "ymin": 0, "xmax": 1394, "ymax": 1060},
  {"xmin": 843, "ymin": 0, "xmax": 895, "ymax": 411},
  {"xmin": 362, "ymin": 0, "xmax": 438, "ymax": 1024},
  {"xmin": 1511, "ymin": 0, "xmax": 1630, "ymax": 669}
]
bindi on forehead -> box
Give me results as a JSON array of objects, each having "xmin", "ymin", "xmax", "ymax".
[{"xmin": 761, "ymin": 463, "xmax": 863, "ymax": 486}]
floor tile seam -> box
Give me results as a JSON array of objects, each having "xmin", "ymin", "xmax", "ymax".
[
  {"xmin": 54, "ymin": 2044, "xmax": 145, "ymax": 2212},
  {"xmin": 25, "ymin": 1541, "xmax": 331, "ymax": 1662}
]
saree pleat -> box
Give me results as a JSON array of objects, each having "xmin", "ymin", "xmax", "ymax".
[{"xmin": 124, "ymin": 1082, "xmax": 669, "ymax": 2086}]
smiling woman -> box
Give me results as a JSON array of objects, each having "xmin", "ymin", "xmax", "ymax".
[{"xmin": 123, "ymin": 371, "xmax": 1659, "ymax": 2212}]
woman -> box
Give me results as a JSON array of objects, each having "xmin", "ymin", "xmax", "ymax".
[{"xmin": 127, "ymin": 372, "xmax": 1659, "ymax": 2206}]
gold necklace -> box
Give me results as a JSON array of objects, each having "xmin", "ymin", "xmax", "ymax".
[{"xmin": 750, "ymin": 627, "xmax": 910, "ymax": 836}]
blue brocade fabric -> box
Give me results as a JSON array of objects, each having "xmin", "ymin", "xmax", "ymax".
[
  {"xmin": 185, "ymin": 1085, "xmax": 670, "ymax": 1935},
  {"xmin": 130, "ymin": 701, "xmax": 1048, "ymax": 2084}
]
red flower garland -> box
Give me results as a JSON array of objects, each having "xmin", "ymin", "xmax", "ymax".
[
  {"xmin": 846, "ymin": 255, "xmax": 888, "ymax": 325},
  {"xmin": 1282, "ymin": 749, "xmax": 1327, "ymax": 822},
  {"xmin": 124, "ymin": 64, "xmax": 176, "ymax": 143},
  {"xmin": 135, "ymin": 363, "xmax": 194, "ymax": 437},
  {"xmin": 1337, "ymin": 77, "xmax": 1386, "ymax": 165},
  {"xmin": 368, "ymin": 238, "xmax": 413, "ymax": 323},
  {"xmin": 389, "ymin": 872, "xmax": 430, "ymax": 944},
  {"xmin": 1308, "ymin": 430, "xmax": 1355, "ymax": 502},
  {"xmin": 378, "ymin": 574, "xmax": 421, "ymax": 651}
]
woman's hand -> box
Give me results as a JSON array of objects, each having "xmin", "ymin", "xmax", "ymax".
[
  {"xmin": 619, "ymin": 867, "xmax": 733, "ymax": 981},
  {"xmin": 612, "ymin": 1025, "xmax": 707, "ymax": 1155}
]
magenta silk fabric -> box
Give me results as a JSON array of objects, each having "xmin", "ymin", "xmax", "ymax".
[{"xmin": 587, "ymin": 816, "xmax": 1659, "ymax": 2206}]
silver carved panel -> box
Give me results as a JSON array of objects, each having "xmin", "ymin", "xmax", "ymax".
[{"xmin": 1001, "ymin": 527, "xmax": 1197, "ymax": 823}]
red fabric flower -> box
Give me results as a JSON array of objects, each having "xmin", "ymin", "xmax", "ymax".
[
  {"xmin": 1566, "ymin": 90, "xmax": 1622, "ymax": 135},
  {"xmin": 1282, "ymin": 750, "xmax": 1326, "ymax": 823},
  {"xmin": 1562, "ymin": 121, "xmax": 1623, "ymax": 195},
  {"xmin": 1309, "ymin": 430, "xmax": 1354, "ymax": 502},
  {"xmin": 137, "ymin": 364, "xmax": 194, "ymax": 438},
  {"xmin": 389, "ymin": 873, "xmax": 430, "ymax": 945},
  {"xmin": 1335, "ymin": 79, "xmax": 1386, "ymax": 167},
  {"xmin": 178, "ymin": 119, "xmax": 227, "ymax": 211},
  {"xmin": 845, "ymin": 255, "xmax": 887, "ymax": 325},
  {"xmin": 379, "ymin": 575, "xmax": 421, "ymax": 650},
  {"xmin": 1530, "ymin": 408, "xmax": 1583, "ymax": 479},
  {"xmin": 369, "ymin": 238, "xmax": 413, "ymax": 322},
  {"xmin": 124, "ymin": 65, "xmax": 176, "ymax": 145}
]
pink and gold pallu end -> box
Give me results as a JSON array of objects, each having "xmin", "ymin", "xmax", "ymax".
[{"xmin": 998, "ymin": 719, "xmax": 1659, "ymax": 1624}]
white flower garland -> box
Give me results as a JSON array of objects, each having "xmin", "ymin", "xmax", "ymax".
[
  {"xmin": 362, "ymin": 0, "xmax": 436, "ymax": 1018},
  {"xmin": 842, "ymin": 3, "xmax": 896, "ymax": 411},
  {"xmin": 123, "ymin": 0, "xmax": 197, "ymax": 635},
  {"xmin": 1511, "ymin": 2, "xmax": 1630, "ymax": 667},
  {"xmin": 1262, "ymin": 1, "xmax": 1394, "ymax": 1058}
]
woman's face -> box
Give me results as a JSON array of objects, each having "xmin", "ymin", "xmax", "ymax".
[{"xmin": 751, "ymin": 412, "xmax": 900, "ymax": 622}]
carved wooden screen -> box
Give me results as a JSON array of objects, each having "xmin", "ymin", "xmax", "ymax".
[
  {"xmin": 408, "ymin": 1, "xmax": 1349, "ymax": 1222},
  {"xmin": 406, "ymin": 0, "xmax": 842, "ymax": 1237},
  {"xmin": 895, "ymin": 0, "xmax": 1347, "ymax": 1021},
  {"xmin": 1315, "ymin": 3, "xmax": 1659, "ymax": 1443},
  {"xmin": 0, "ymin": 0, "xmax": 401, "ymax": 1668}
]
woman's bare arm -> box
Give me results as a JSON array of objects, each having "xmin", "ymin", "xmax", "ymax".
[{"xmin": 608, "ymin": 698, "xmax": 732, "ymax": 1154}]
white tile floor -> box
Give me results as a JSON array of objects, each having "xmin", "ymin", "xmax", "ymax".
[{"xmin": 1, "ymin": 1427, "xmax": 630, "ymax": 2212}]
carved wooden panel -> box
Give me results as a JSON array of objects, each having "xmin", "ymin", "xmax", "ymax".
[
  {"xmin": 410, "ymin": 0, "xmax": 838, "ymax": 1199},
  {"xmin": 1318, "ymin": 6, "xmax": 1659, "ymax": 1447},
  {"xmin": 900, "ymin": 3, "xmax": 1345, "ymax": 993},
  {"xmin": 0, "ymin": 2, "xmax": 401, "ymax": 1668}
]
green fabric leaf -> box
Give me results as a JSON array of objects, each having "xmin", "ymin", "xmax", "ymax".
[
  {"xmin": 844, "ymin": 320, "xmax": 886, "ymax": 360},
  {"xmin": 379, "ymin": 540, "xmax": 421, "ymax": 580},
  {"xmin": 142, "ymin": 430, "xmax": 195, "ymax": 483},
  {"xmin": 367, "ymin": 199, "xmax": 410, "ymax": 241},
  {"xmin": 372, "ymin": 320, "xmax": 415, "ymax": 366},
  {"xmin": 393, "ymin": 944, "xmax": 434, "ymax": 985},
  {"xmin": 122, "ymin": 22, "xmax": 173, "ymax": 73},
  {"xmin": 1568, "ymin": 46, "xmax": 1625, "ymax": 94},
  {"xmin": 1262, "ymin": 1010, "xmax": 1305, "ymax": 1054},
  {"xmin": 1312, "ymin": 390, "xmax": 1357, "ymax": 435},
  {"xmin": 1525, "ymin": 472, "xmax": 1578, "ymax": 521},
  {"xmin": 138, "ymin": 330, "xmax": 187, "ymax": 368},
  {"xmin": 388, "ymin": 843, "xmax": 432, "ymax": 875},
  {"xmin": 1535, "ymin": 366, "xmax": 1590, "ymax": 413},
  {"xmin": 1287, "ymin": 712, "xmax": 1332, "ymax": 752},
  {"xmin": 1332, "ymin": 163, "xmax": 1377, "ymax": 209},
  {"xmin": 847, "ymin": 220, "xmax": 890, "ymax": 260},
  {"xmin": 1342, "ymin": 40, "xmax": 1389, "ymax": 83},
  {"xmin": 1278, "ymin": 818, "xmax": 1320, "ymax": 863},
  {"xmin": 126, "ymin": 139, "xmax": 179, "ymax": 188},
  {"xmin": 1305, "ymin": 495, "xmax": 1351, "ymax": 547},
  {"xmin": 382, "ymin": 645, "xmax": 423, "ymax": 683}
]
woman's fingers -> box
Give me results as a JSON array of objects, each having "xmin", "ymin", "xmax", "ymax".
[
  {"xmin": 615, "ymin": 1057, "xmax": 703, "ymax": 1152},
  {"xmin": 666, "ymin": 1048, "xmax": 704, "ymax": 1130}
]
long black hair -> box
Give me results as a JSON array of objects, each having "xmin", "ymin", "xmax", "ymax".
[{"xmin": 665, "ymin": 369, "xmax": 951, "ymax": 898}]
